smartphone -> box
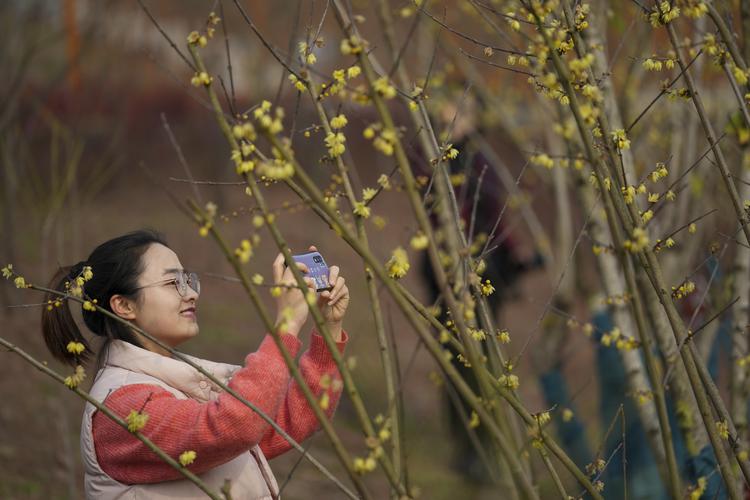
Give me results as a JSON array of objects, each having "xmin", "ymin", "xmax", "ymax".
[{"xmin": 292, "ymin": 251, "xmax": 333, "ymax": 292}]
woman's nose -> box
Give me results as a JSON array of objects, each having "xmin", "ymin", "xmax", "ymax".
[{"xmin": 184, "ymin": 284, "xmax": 199, "ymax": 300}]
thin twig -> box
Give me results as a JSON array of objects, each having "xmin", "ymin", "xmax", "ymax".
[
  {"xmin": 161, "ymin": 113, "xmax": 203, "ymax": 205},
  {"xmin": 136, "ymin": 0, "xmax": 197, "ymax": 71}
]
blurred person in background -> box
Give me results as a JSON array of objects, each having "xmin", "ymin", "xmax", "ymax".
[{"xmin": 410, "ymin": 89, "xmax": 536, "ymax": 483}]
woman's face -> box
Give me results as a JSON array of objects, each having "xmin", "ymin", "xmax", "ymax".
[{"xmin": 132, "ymin": 243, "xmax": 199, "ymax": 350}]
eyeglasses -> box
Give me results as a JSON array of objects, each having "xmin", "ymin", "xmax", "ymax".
[{"xmin": 134, "ymin": 270, "xmax": 200, "ymax": 297}]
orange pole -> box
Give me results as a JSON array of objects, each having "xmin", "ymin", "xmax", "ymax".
[{"xmin": 63, "ymin": 0, "xmax": 81, "ymax": 91}]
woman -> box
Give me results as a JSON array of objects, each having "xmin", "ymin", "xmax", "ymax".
[{"xmin": 41, "ymin": 230, "xmax": 350, "ymax": 499}]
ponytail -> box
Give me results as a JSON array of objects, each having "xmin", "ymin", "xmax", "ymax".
[{"xmin": 42, "ymin": 264, "xmax": 93, "ymax": 367}]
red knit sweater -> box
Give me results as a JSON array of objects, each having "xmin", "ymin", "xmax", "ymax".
[{"xmin": 91, "ymin": 331, "xmax": 347, "ymax": 484}]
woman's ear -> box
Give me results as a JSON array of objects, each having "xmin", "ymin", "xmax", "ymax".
[{"xmin": 110, "ymin": 294, "xmax": 137, "ymax": 320}]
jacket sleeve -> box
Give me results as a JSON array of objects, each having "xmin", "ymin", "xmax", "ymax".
[
  {"xmin": 91, "ymin": 333, "xmax": 301, "ymax": 484},
  {"xmin": 259, "ymin": 330, "xmax": 348, "ymax": 459}
]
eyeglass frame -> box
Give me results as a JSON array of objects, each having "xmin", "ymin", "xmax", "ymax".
[{"xmin": 133, "ymin": 270, "xmax": 201, "ymax": 297}]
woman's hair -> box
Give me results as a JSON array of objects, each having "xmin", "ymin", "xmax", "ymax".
[{"xmin": 41, "ymin": 229, "xmax": 169, "ymax": 368}]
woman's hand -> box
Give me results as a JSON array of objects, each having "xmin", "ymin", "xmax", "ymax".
[
  {"xmin": 272, "ymin": 253, "xmax": 313, "ymax": 337},
  {"xmin": 318, "ymin": 264, "xmax": 349, "ymax": 342}
]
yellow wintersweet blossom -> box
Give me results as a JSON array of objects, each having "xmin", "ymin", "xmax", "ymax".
[
  {"xmin": 66, "ymin": 341, "xmax": 86, "ymax": 355},
  {"xmin": 288, "ymin": 74, "xmax": 307, "ymax": 92},
  {"xmin": 468, "ymin": 411, "xmax": 480, "ymax": 428},
  {"xmin": 347, "ymin": 65, "xmax": 361, "ymax": 79},
  {"xmin": 373, "ymin": 135, "xmax": 394, "ymax": 156},
  {"xmin": 373, "ymin": 77, "xmax": 397, "ymax": 99},
  {"xmin": 190, "ymin": 72, "xmax": 212, "ymax": 87},
  {"xmin": 480, "ymin": 279, "xmax": 495, "ymax": 296},
  {"xmin": 234, "ymin": 239, "xmax": 253, "ymax": 263},
  {"xmin": 689, "ymin": 477, "xmax": 708, "ymax": 500},
  {"xmin": 378, "ymin": 174, "xmax": 393, "ymax": 191},
  {"xmin": 126, "ymin": 409, "xmax": 149, "ymax": 432},
  {"xmin": 372, "ymin": 215, "xmax": 387, "ymax": 230},
  {"xmin": 64, "ymin": 365, "xmax": 86, "ymax": 389},
  {"xmin": 569, "ymin": 54, "xmax": 594, "ymax": 75},
  {"xmin": 179, "ymin": 450, "xmax": 197, "ymax": 467},
  {"xmin": 716, "ymin": 420, "xmax": 730, "ymax": 440},
  {"xmin": 470, "ymin": 328, "xmax": 487, "ymax": 341},
  {"xmin": 536, "ymin": 411, "xmax": 551, "ymax": 426},
  {"xmin": 378, "ymin": 427, "xmax": 391, "ymax": 441},
  {"xmin": 14, "ymin": 276, "xmax": 27, "ymax": 289},
  {"xmin": 332, "ymin": 69, "xmax": 346, "ymax": 83},
  {"xmin": 325, "ymin": 132, "xmax": 346, "ymax": 157},
  {"xmin": 498, "ymin": 373, "xmax": 519, "ymax": 390},
  {"xmin": 506, "ymin": 14, "xmax": 521, "ymax": 31},
  {"xmin": 319, "ymin": 392, "xmax": 330, "ymax": 410},
  {"xmin": 621, "ymin": 185, "xmax": 636, "ymax": 204},
  {"xmin": 340, "ymin": 34, "xmax": 364, "ymax": 55},
  {"xmin": 251, "ymin": 274, "xmax": 264, "ymax": 285},
  {"xmin": 581, "ymin": 84, "xmax": 602, "ymax": 102},
  {"xmin": 439, "ymin": 330, "xmax": 451, "ymax": 344},
  {"xmin": 643, "ymin": 57, "xmax": 663, "ymax": 71},
  {"xmin": 531, "ymin": 153, "xmax": 554, "ymax": 169},
  {"xmin": 672, "ymin": 280, "xmax": 696, "ymax": 299},
  {"xmin": 362, "ymin": 187, "xmax": 377, "ymax": 202},
  {"xmin": 649, "ymin": 1, "xmax": 680, "ymax": 26},
  {"xmin": 330, "ymin": 114, "xmax": 348, "ymax": 129},
  {"xmin": 353, "ymin": 202, "xmax": 371, "ymax": 219},
  {"xmin": 236, "ymin": 160, "xmax": 255, "ymax": 175},
  {"xmin": 445, "ymin": 147, "xmax": 459, "ymax": 160},
  {"xmin": 684, "ymin": 2, "xmax": 708, "ymax": 18},
  {"xmin": 208, "ymin": 11, "xmax": 221, "ymax": 26},
  {"xmin": 386, "ymin": 247, "xmax": 410, "ymax": 279},
  {"xmin": 610, "ymin": 129, "xmax": 630, "ymax": 150},
  {"xmin": 1, "ymin": 264, "xmax": 12, "ymax": 279},
  {"xmin": 497, "ymin": 329, "xmax": 511, "ymax": 344},
  {"xmin": 83, "ymin": 300, "xmax": 98, "ymax": 311},
  {"xmin": 731, "ymin": 65, "xmax": 748, "ymax": 85},
  {"xmin": 410, "ymin": 232, "xmax": 429, "ymax": 250},
  {"xmin": 233, "ymin": 123, "xmax": 257, "ymax": 142},
  {"xmin": 353, "ymin": 456, "xmax": 377, "ymax": 474},
  {"xmin": 259, "ymin": 159, "xmax": 294, "ymax": 180},
  {"xmin": 187, "ymin": 31, "xmax": 207, "ymax": 48},
  {"xmin": 562, "ymin": 408, "xmax": 574, "ymax": 422},
  {"xmin": 624, "ymin": 227, "xmax": 650, "ymax": 253},
  {"xmin": 649, "ymin": 163, "xmax": 669, "ymax": 182}
]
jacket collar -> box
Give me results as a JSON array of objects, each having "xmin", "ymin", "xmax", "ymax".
[{"xmin": 103, "ymin": 339, "xmax": 240, "ymax": 402}]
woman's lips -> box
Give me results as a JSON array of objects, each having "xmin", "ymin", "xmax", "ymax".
[{"xmin": 180, "ymin": 308, "xmax": 197, "ymax": 320}]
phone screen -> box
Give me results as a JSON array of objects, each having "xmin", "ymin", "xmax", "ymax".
[{"xmin": 292, "ymin": 251, "xmax": 332, "ymax": 291}]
